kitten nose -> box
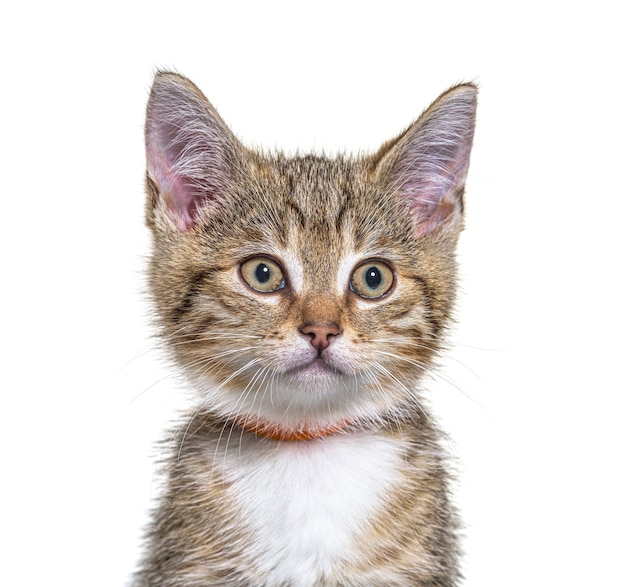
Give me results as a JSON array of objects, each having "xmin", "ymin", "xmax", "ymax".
[{"xmin": 300, "ymin": 322, "xmax": 341, "ymax": 352}]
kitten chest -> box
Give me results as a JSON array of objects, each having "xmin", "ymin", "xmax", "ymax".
[{"xmin": 221, "ymin": 432, "xmax": 402, "ymax": 585}]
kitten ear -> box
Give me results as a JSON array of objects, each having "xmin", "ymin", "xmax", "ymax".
[
  {"xmin": 379, "ymin": 84, "xmax": 477, "ymax": 236},
  {"xmin": 145, "ymin": 72, "xmax": 239, "ymax": 230}
]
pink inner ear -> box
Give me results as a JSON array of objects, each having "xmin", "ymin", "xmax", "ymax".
[
  {"xmin": 404, "ymin": 176, "xmax": 458, "ymax": 236},
  {"xmin": 147, "ymin": 142, "xmax": 199, "ymax": 231},
  {"xmin": 412, "ymin": 197, "xmax": 457, "ymax": 236},
  {"xmin": 405, "ymin": 180, "xmax": 442, "ymax": 217}
]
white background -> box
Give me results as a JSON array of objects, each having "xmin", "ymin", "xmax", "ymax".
[{"xmin": 1, "ymin": 2, "xmax": 624, "ymax": 585}]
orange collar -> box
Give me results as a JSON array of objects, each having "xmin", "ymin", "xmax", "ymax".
[{"xmin": 234, "ymin": 415, "xmax": 352, "ymax": 442}]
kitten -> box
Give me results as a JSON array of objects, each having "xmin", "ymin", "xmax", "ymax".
[{"xmin": 134, "ymin": 71, "xmax": 476, "ymax": 587}]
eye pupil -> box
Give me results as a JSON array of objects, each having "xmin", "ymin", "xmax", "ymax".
[
  {"xmin": 255, "ymin": 263, "xmax": 271, "ymax": 283},
  {"xmin": 365, "ymin": 267, "xmax": 381, "ymax": 289}
]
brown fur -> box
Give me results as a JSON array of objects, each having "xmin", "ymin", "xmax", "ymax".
[{"xmin": 134, "ymin": 72, "xmax": 477, "ymax": 586}]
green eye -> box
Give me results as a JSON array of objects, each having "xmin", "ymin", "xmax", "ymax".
[
  {"xmin": 350, "ymin": 261, "xmax": 394, "ymax": 299},
  {"xmin": 240, "ymin": 257, "xmax": 285, "ymax": 293}
]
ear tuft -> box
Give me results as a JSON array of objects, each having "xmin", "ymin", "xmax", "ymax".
[
  {"xmin": 381, "ymin": 84, "xmax": 477, "ymax": 236},
  {"xmin": 145, "ymin": 72, "xmax": 238, "ymax": 230}
]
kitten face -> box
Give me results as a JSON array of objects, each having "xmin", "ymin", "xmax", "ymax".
[{"xmin": 145, "ymin": 73, "xmax": 476, "ymax": 438}]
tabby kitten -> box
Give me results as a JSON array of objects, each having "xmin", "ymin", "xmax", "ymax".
[{"xmin": 135, "ymin": 71, "xmax": 476, "ymax": 587}]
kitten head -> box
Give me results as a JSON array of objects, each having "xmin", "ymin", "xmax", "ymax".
[{"xmin": 144, "ymin": 72, "xmax": 476, "ymax": 440}]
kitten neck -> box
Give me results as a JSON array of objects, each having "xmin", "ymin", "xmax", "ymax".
[{"xmin": 234, "ymin": 414, "xmax": 352, "ymax": 442}]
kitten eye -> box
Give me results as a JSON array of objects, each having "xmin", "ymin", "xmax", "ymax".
[
  {"xmin": 350, "ymin": 261, "xmax": 394, "ymax": 299},
  {"xmin": 240, "ymin": 257, "xmax": 285, "ymax": 293}
]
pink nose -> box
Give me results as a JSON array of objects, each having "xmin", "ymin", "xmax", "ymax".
[{"xmin": 300, "ymin": 322, "xmax": 341, "ymax": 352}]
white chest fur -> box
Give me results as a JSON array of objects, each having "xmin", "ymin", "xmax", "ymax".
[{"xmin": 222, "ymin": 432, "xmax": 402, "ymax": 586}]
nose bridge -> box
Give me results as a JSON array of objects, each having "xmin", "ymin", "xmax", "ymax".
[
  {"xmin": 294, "ymin": 231, "xmax": 344, "ymax": 325},
  {"xmin": 299, "ymin": 293, "xmax": 342, "ymax": 326}
]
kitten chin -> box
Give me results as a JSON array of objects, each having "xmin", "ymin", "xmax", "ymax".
[{"xmin": 134, "ymin": 70, "xmax": 477, "ymax": 587}]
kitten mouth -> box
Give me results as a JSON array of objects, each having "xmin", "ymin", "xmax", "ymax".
[{"xmin": 287, "ymin": 357, "xmax": 343, "ymax": 377}]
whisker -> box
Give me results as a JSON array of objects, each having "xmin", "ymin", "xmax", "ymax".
[
  {"xmin": 178, "ymin": 357, "xmax": 262, "ymax": 460},
  {"xmin": 370, "ymin": 348, "xmax": 484, "ymax": 412},
  {"xmin": 219, "ymin": 365, "xmax": 268, "ymax": 470},
  {"xmin": 171, "ymin": 345, "xmax": 262, "ymax": 386},
  {"xmin": 227, "ymin": 366, "xmax": 268, "ymax": 436},
  {"xmin": 370, "ymin": 361, "xmax": 436, "ymax": 429},
  {"xmin": 167, "ymin": 334, "xmax": 264, "ymax": 347}
]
